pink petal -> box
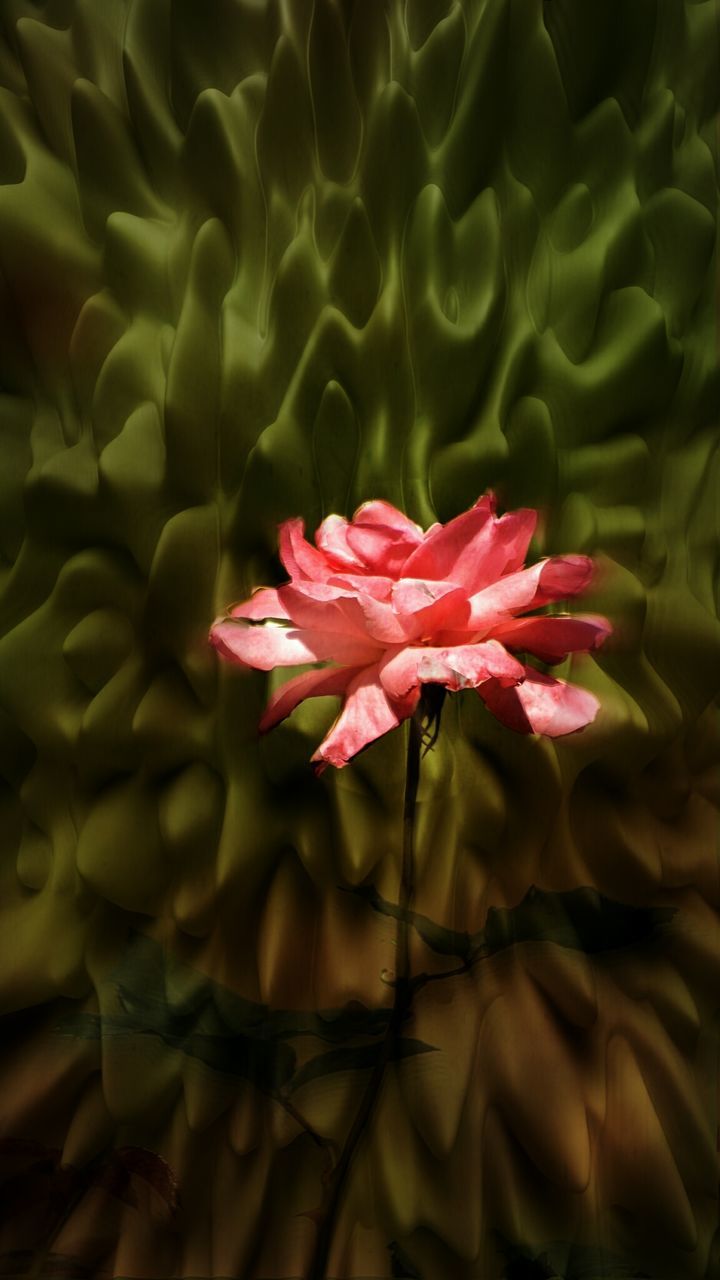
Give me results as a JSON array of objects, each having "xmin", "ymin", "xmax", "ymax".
[
  {"xmin": 400, "ymin": 495, "xmax": 499, "ymax": 587},
  {"xmin": 230, "ymin": 587, "xmax": 291, "ymax": 621},
  {"xmin": 391, "ymin": 579, "xmax": 459, "ymax": 614},
  {"xmin": 345, "ymin": 501, "xmax": 425, "ymax": 576},
  {"xmin": 345, "ymin": 524, "xmax": 419, "ymax": 576},
  {"xmin": 532, "ymin": 555, "xmax": 594, "ymax": 604},
  {"xmin": 209, "ymin": 619, "xmax": 380, "ymax": 670},
  {"xmin": 490, "ymin": 613, "xmax": 612, "ymax": 663},
  {"xmin": 408, "ymin": 504, "xmax": 537, "ymax": 594},
  {"xmin": 278, "ymin": 517, "xmax": 333, "ymax": 582},
  {"xmin": 315, "ymin": 515, "xmax": 365, "ymax": 570},
  {"xmin": 478, "ymin": 667, "xmax": 601, "ymax": 736},
  {"xmin": 476, "ymin": 507, "xmax": 538, "ymax": 585},
  {"xmin": 350, "ymin": 500, "xmax": 424, "ymax": 541},
  {"xmin": 259, "ymin": 665, "xmax": 362, "ymax": 733},
  {"xmin": 277, "ymin": 583, "xmax": 364, "ymax": 635},
  {"xmin": 349, "ymin": 595, "xmax": 410, "ymax": 644},
  {"xmin": 280, "ymin": 581, "xmax": 408, "ymax": 644},
  {"xmin": 327, "ymin": 573, "xmax": 394, "ymax": 601},
  {"xmin": 279, "ymin": 580, "xmax": 351, "ymax": 603},
  {"xmin": 466, "ymin": 555, "xmax": 594, "ymax": 631},
  {"xmin": 311, "ymin": 665, "xmax": 413, "ymax": 771},
  {"xmin": 380, "ymin": 640, "xmax": 525, "ymax": 702},
  {"xmin": 392, "ymin": 581, "xmax": 472, "ymax": 640}
]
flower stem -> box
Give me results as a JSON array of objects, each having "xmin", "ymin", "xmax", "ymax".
[{"xmin": 307, "ymin": 715, "xmax": 422, "ymax": 1280}]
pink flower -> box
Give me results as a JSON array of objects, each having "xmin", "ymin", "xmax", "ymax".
[{"xmin": 210, "ymin": 495, "xmax": 611, "ymax": 771}]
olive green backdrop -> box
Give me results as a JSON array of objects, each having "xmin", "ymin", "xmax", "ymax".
[{"xmin": 0, "ymin": 1, "xmax": 718, "ymax": 1277}]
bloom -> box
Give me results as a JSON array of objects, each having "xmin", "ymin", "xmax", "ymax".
[{"xmin": 210, "ymin": 495, "xmax": 611, "ymax": 770}]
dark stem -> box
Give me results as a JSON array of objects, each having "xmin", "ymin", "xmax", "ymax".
[{"xmin": 307, "ymin": 716, "xmax": 422, "ymax": 1280}]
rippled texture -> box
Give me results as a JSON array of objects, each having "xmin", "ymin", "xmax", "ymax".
[{"xmin": 0, "ymin": 1, "xmax": 718, "ymax": 1277}]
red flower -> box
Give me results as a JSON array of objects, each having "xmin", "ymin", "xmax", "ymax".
[{"xmin": 210, "ymin": 495, "xmax": 610, "ymax": 770}]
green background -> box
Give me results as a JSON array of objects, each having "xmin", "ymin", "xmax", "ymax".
[{"xmin": 0, "ymin": 1, "xmax": 718, "ymax": 1276}]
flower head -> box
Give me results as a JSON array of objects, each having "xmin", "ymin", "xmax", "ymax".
[{"xmin": 210, "ymin": 495, "xmax": 611, "ymax": 770}]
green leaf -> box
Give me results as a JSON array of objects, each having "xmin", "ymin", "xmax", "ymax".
[
  {"xmin": 348, "ymin": 884, "xmax": 674, "ymax": 963},
  {"xmin": 499, "ymin": 1235, "xmax": 654, "ymax": 1279},
  {"xmin": 389, "ymin": 1239, "xmax": 424, "ymax": 1278},
  {"xmin": 287, "ymin": 1037, "xmax": 436, "ymax": 1095},
  {"xmin": 476, "ymin": 886, "xmax": 675, "ymax": 957},
  {"xmin": 343, "ymin": 884, "xmax": 473, "ymax": 960}
]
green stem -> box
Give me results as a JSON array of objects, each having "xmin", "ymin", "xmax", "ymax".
[{"xmin": 307, "ymin": 716, "xmax": 422, "ymax": 1280}]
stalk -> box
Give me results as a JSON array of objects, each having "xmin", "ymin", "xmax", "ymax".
[{"xmin": 307, "ymin": 714, "xmax": 422, "ymax": 1279}]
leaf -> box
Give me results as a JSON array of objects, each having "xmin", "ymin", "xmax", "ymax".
[
  {"xmin": 389, "ymin": 1239, "xmax": 424, "ymax": 1278},
  {"xmin": 93, "ymin": 1157, "xmax": 138, "ymax": 1208},
  {"xmin": 287, "ymin": 1038, "xmax": 436, "ymax": 1095},
  {"xmin": 41, "ymin": 1253, "xmax": 97, "ymax": 1279},
  {"xmin": 346, "ymin": 884, "xmax": 675, "ymax": 964},
  {"xmin": 180, "ymin": 1030, "xmax": 298, "ymax": 1092},
  {"xmin": 499, "ymin": 1235, "xmax": 654, "ymax": 1279},
  {"xmin": 98, "ymin": 933, "xmax": 391, "ymax": 1041},
  {"xmin": 56, "ymin": 1011, "xmax": 298, "ymax": 1094},
  {"xmin": 343, "ymin": 884, "xmax": 473, "ymax": 960},
  {"xmin": 113, "ymin": 1148, "xmax": 179, "ymax": 1212},
  {"xmin": 0, "ymin": 1250, "xmax": 35, "ymax": 1276},
  {"xmin": 0, "ymin": 1137, "xmax": 62, "ymax": 1163},
  {"xmin": 476, "ymin": 886, "xmax": 676, "ymax": 957},
  {"xmin": 502, "ymin": 1258, "xmax": 555, "ymax": 1280},
  {"xmin": 0, "ymin": 1141, "xmax": 71, "ymax": 1227},
  {"xmin": 55, "ymin": 1012, "xmax": 103, "ymax": 1040},
  {"xmin": 250, "ymin": 1002, "xmax": 393, "ymax": 1043},
  {"xmin": 56, "ymin": 933, "xmax": 421, "ymax": 1105}
]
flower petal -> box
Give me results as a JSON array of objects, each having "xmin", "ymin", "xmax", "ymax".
[
  {"xmin": 327, "ymin": 573, "xmax": 394, "ymax": 601},
  {"xmin": 428, "ymin": 504, "xmax": 538, "ymax": 593},
  {"xmin": 466, "ymin": 555, "xmax": 594, "ymax": 630},
  {"xmin": 350, "ymin": 500, "xmax": 424, "ymax": 541},
  {"xmin": 345, "ymin": 501, "xmax": 425, "ymax": 576},
  {"xmin": 276, "ymin": 583, "xmax": 364, "ymax": 635},
  {"xmin": 401, "ymin": 494, "xmax": 538, "ymax": 593},
  {"xmin": 311, "ymin": 665, "xmax": 414, "ymax": 771},
  {"xmin": 209, "ymin": 619, "xmax": 380, "ymax": 670},
  {"xmin": 490, "ymin": 613, "xmax": 612, "ymax": 663},
  {"xmin": 532, "ymin": 555, "xmax": 595, "ymax": 604},
  {"xmin": 344, "ymin": 525, "xmax": 418, "ymax": 576},
  {"xmin": 380, "ymin": 640, "xmax": 525, "ymax": 702},
  {"xmin": 278, "ymin": 517, "xmax": 333, "ymax": 582},
  {"xmin": 230, "ymin": 587, "xmax": 291, "ymax": 621},
  {"xmin": 478, "ymin": 666, "xmax": 600, "ymax": 736},
  {"xmin": 315, "ymin": 515, "xmax": 365, "ymax": 570},
  {"xmin": 400, "ymin": 495, "xmax": 496, "ymax": 586},
  {"xmin": 391, "ymin": 578, "xmax": 458, "ymax": 614},
  {"xmin": 392, "ymin": 581, "xmax": 472, "ymax": 640},
  {"xmin": 280, "ymin": 581, "xmax": 407, "ymax": 644},
  {"xmin": 349, "ymin": 596, "xmax": 410, "ymax": 643},
  {"xmin": 259, "ymin": 665, "xmax": 362, "ymax": 733}
]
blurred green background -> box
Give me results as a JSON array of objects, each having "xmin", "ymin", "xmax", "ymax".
[{"xmin": 0, "ymin": 1, "xmax": 718, "ymax": 1276}]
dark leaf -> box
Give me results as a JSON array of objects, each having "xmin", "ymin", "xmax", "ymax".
[
  {"xmin": 60, "ymin": 933, "xmax": 392, "ymax": 1052},
  {"xmin": 42, "ymin": 1252, "xmax": 98, "ymax": 1279},
  {"xmin": 114, "ymin": 1147, "xmax": 180, "ymax": 1212},
  {"xmin": 343, "ymin": 884, "xmax": 473, "ymax": 959},
  {"xmin": 477, "ymin": 886, "xmax": 676, "ymax": 957},
  {"xmin": 287, "ymin": 1038, "xmax": 436, "ymax": 1095},
  {"xmin": 0, "ymin": 1137, "xmax": 62, "ymax": 1163},
  {"xmin": 57, "ymin": 1011, "xmax": 297, "ymax": 1094},
  {"xmin": 346, "ymin": 884, "xmax": 675, "ymax": 964},
  {"xmin": 251, "ymin": 1002, "xmax": 392, "ymax": 1043},
  {"xmin": 0, "ymin": 1250, "xmax": 34, "ymax": 1277},
  {"xmin": 389, "ymin": 1239, "xmax": 424, "ymax": 1278},
  {"xmin": 176, "ymin": 1030, "xmax": 297, "ymax": 1091},
  {"xmin": 93, "ymin": 1157, "xmax": 137, "ymax": 1209},
  {"xmin": 503, "ymin": 1260, "xmax": 556, "ymax": 1280},
  {"xmin": 499, "ymin": 1235, "xmax": 655, "ymax": 1279}
]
